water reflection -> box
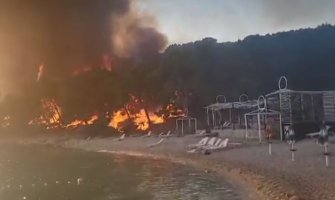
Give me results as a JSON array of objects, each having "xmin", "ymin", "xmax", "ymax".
[{"xmin": 0, "ymin": 145, "xmax": 240, "ymax": 200}]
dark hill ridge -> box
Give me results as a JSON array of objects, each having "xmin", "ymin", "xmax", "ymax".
[{"xmin": 163, "ymin": 24, "xmax": 335, "ymax": 101}]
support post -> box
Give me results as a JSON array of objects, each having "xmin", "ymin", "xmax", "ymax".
[
  {"xmin": 181, "ymin": 120, "xmax": 184, "ymax": 136},
  {"xmin": 279, "ymin": 113, "xmax": 283, "ymax": 141},
  {"xmin": 245, "ymin": 114, "xmax": 248, "ymax": 140},
  {"xmin": 258, "ymin": 113, "xmax": 262, "ymax": 143}
]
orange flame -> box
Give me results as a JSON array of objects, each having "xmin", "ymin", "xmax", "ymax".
[
  {"xmin": 29, "ymin": 98, "xmax": 62, "ymax": 129},
  {"xmin": 37, "ymin": 64, "xmax": 45, "ymax": 81},
  {"xmin": 108, "ymin": 110, "xmax": 129, "ymax": 132},
  {"xmin": 108, "ymin": 108, "xmax": 165, "ymax": 131},
  {"xmin": 65, "ymin": 114, "xmax": 99, "ymax": 129},
  {"xmin": 1, "ymin": 116, "xmax": 11, "ymax": 128}
]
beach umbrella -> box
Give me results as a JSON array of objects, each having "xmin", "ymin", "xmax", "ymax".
[
  {"xmin": 318, "ymin": 123, "xmax": 330, "ymax": 167},
  {"xmin": 285, "ymin": 125, "xmax": 296, "ymax": 161}
]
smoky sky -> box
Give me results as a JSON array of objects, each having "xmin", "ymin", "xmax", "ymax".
[
  {"xmin": 138, "ymin": 0, "xmax": 335, "ymax": 44},
  {"xmin": 0, "ymin": 0, "xmax": 167, "ymax": 96}
]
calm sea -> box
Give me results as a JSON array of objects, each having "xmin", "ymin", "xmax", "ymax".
[{"xmin": 0, "ymin": 145, "xmax": 241, "ymax": 200}]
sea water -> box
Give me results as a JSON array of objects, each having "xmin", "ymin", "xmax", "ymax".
[{"xmin": 0, "ymin": 145, "xmax": 241, "ymax": 200}]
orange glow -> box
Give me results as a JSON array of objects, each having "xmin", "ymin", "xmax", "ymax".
[
  {"xmin": 1, "ymin": 116, "xmax": 11, "ymax": 128},
  {"xmin": 165, "ymin": 103, "xmax": 186, "ymax": 118},
  {"xmin": 65, "ymin": 114, "xmax": 99, "ymax": 129},
  {"xmin": 29, "ymin": 98, "xmax": 62, "ymax": 129},
  {"xmin": 37, "ymin": 64, "xmax": 45, "ymax": 81},
  {"xmin": 108, "ymin": 110, "xmax": 129, "ymax": 131},
  {"xmin": 108, "ymin": 108, "xmax": 165, "ymax": 131},
  {"xmin": 134, "ymin": 109, "xmax": 165, "ymax": 131}
]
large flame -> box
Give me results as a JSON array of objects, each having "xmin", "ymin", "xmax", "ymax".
[
  {"xmin": 108, "ymin": 110, "xmax": 129, "ymax": 132},
  {"xmin": 108, "ymin": 108, "xmax": 165, "ymax": 131}
]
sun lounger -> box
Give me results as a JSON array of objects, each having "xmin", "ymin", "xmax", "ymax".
[
  {"xmin": 159, "ymin": 130, "xmax": 171, "ymax": 137},
  {"xmin": 147, "ymin": 138, "xmax": 165, "ymax": 148},
  {"xmin": 205, "ymin": 138, "xmax": 229, "ymax": 151},
  {"xmin": 118, "ymin": 134, "xmax": 125, "ymax": 141},
  {"xmin": 206, "ymin": 137, "xmax": 217, "ymax": 146},
  {"xmin": 214, "ymin": 138, "xmax": 222, "ymax": 146},
  {"xmin": 188, "ymin": 137, "xmax": 209, "ymax": 148},
  {"xmin": 306, "ymin": 132, "xmax": 319, "ymax": 138},
  {"xmin": 143, "ymin": 131, "xmax": 152, "ymax": 137}
]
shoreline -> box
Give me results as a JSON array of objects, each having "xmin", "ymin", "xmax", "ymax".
[{"xmin": 2, "ymin": 133, "xmax": 335, "ymax": 200}]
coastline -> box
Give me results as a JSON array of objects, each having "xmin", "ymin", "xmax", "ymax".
[{"xmin": 2, "ymin": 133, "xmax": 335, "ymax": 200}]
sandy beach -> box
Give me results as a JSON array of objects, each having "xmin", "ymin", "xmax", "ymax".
[{"xmin": 1, "ymin": 130, "xmax": 335, "ymax": 200}]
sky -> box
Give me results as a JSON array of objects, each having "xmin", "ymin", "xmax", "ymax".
[{"xmin": 136, "ymin": 0, "xmax": 335, "ymax": 44}]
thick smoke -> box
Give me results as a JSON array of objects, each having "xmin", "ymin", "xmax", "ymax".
[
  {"xmin": 0, "ymin": 0, "xmax": 167, "ymax": 95},
  {"xmin": 111, "ymin": 3, "xmax": 167, "ymax": 58}
]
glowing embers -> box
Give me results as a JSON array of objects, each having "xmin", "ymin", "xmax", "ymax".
[
  {"xmin": 65, "ymin": 115, "xmax": 99, "ymax": 129},
  {"xmin": 29, "ymin": 98, "xmax": 62, "ymax": 129},
  {"xmin": 165, "ymin": 103, "xmax": 186, "ymax": 118}
]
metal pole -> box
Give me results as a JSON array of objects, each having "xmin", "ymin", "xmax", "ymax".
[
  {"xmin": 325, "ymin": 145, "xmax": 329, "ymax": 167},
  {"xmin": 291, "ymin": 143, "xmax": 295, "ymax": 161},
  {"xmin": 245, "ymin": 114, "xmax": 248, "ymax": 140},
  {"xmin": 258, "ymin": 113, "xmax": 261, "ymax": 143},
  {"xmin": 206, "ymin": 108, "xmax": 210, "ymax": 126},
  {"xmin": 212, "ymin": 110, "xmax": 215, "ymax": 129},
  {"xmin": 268, "ymin": 142, "xmax": 272, "ymax": 155},
  {"xmin": 181, "ymin": 120, "xmax": 184, "ymax": 136},
  {"xmin": 279, "ymin": 113, "xmax": 283, "ymax": 141},
  {"xmin": 194, "ymin": 119, "xmax": 197, "ymax": 133},
  {"xmin": 176, "ymin": 119, "xmax": 179, "ymax": 136}
]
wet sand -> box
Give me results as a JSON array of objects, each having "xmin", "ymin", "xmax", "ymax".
[{"xmin": 2, "ymin": 131, "xmax": 335, "ymax": 200}]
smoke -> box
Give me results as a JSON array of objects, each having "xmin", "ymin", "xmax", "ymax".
[
  {"xmin": 257, "ymin": 0, "xmax": 335, "ymax": 29},
  {"xmin": 0, "ymin": 0, "xmax": 167, "ymax": 95},
  {"xmin": 111, "ymin": 2, "xmax": 167, "ymax": 58}
]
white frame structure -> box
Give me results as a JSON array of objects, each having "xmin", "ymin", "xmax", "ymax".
[
  {"xmin": 266, "ymin": 76, "xmax": 335, "ymax": 124},
  {"xmin": 244, "ymin": 96, "xmax": 282, "ymax": 143},
  {"xmin": 205, "ymin": 94, "xmax": 259, "ymax": 129},
  {"xmin": 176, "ymin": 117, "xmax": 197, "ymax": 136}
]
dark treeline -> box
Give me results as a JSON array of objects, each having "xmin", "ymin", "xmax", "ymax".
[{"xmin": 1, "ymin": 24, "xmax": 335, "ymax": 130}]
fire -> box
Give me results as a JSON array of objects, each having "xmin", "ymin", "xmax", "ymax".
[
  {"xmin": 134, "ymin": 109, "xmax": 165, "ymax": 131},
  {"xmin": 165, "ymin": 103, "xmax": 186, "ymax": 118},
  {"xmin": 29, "ymin": 98, "xmax": 62, "ymax": 129},
  {"xmin": 108, "ymin": 110, "xmax": 129, "ymax": 132},
  {"xmin": 37, "ymin": 64, "xmax": 45, "ymax": 81},
  {"xmin": 108, "ymin": 108, "xmax": 165, "ymax": 131},
  {"xmin": 65, "ymin": 114, "xmax": 98, "ymax": 129},
  {"xmin": 1, "ymin": 116, "xmax": 10, "ymax": 128}
]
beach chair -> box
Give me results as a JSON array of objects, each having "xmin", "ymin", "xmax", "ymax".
[
  {"xmin": 160, "ymin": 130, "xmax": 171, "ymax": 137},
  {"xmin": 206, "ymin": 137, "xmax": 217, "ymax": 146},
  {"xmin": 118, "ymin": 134, "xmax": 125, "ymax": 141},
  {"xmin": 205, "ymin": 138, "xmax": 229, "ymax": 151},
  {"xmin": 144, "ymin": 131, "xmax": 152, "ymax": 137},
  {"xmin": 188, "ymin": 137, "xmax": 209, "ymax": 148},
  {"xmin": 158, "ymin": 132, "xmax": 165, "ymax": 137},
  {"xmin": 147, "ymin": 138, "xmax": 165, "ymax": 148},
  {"xmin": 214, "ymin": 138, "xmax": 222, "ymax": 146}
]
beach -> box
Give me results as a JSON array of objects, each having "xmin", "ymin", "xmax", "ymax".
[{"xmin": 1, "ymin": 130, "xmax": 335, "ymax": 200}]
